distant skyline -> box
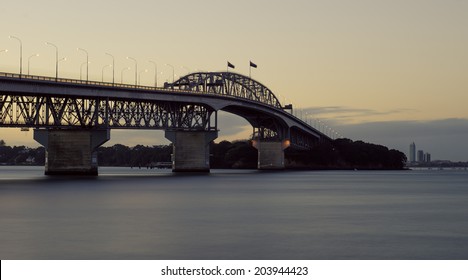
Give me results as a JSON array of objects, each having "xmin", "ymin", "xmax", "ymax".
[{"xmin": 1, "ymin": 0, "xmax": 467, "ymax": 161}]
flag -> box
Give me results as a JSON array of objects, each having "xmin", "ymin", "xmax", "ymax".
[
  {"xmin": 227, "ymin": 61, "xmax": 235, "ymax": 69},
  {"xmin": 250, "ymin": 61, "xmax": 257, "ymax": 68}
]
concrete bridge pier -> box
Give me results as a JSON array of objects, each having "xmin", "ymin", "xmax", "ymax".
[
  {"xmin": 34, "ymin": 129, "xmax": 110, "ymax": 175},
  {"xmin": 165, "ymin": 130, "xmax": 218, "ymax": 172},
  {"xmin": 252, "ymin": 139, "xmax": 290, "ymax": 170}
]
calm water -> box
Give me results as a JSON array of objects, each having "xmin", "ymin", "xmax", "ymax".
[{"xmin": 1, "ymin": 166, "xmax": 468, "ymax": 260}]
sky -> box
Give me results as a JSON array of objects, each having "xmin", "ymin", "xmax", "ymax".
[{"xmin": 1, "ymin": 0, "xmax": 467, "ymax": 161}]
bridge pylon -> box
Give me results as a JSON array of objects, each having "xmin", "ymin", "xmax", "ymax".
[
  {"xmin": 252, "ymin": 139, "xmax": 290, "ymax": 170},
  {"xmin": 165, "ymin": 130, "xmax": 218, "ymax": 172},
  {"xmin": 250, "ymin": 125, "xmax": 290, "ymax": 170},
  {"xmin": 34, "ymin": 129, "xmax": 110, "ymax": 175}
]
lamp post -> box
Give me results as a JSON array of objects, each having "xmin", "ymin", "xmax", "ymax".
[
  {"xmin": 138, "ymin": 69, "xmax": 148, "ymax": 86},
  {"xmin": 105, "ymin": 53, "xmax": 115, "ymax": 84},
  {"xmin": 80, "ymin": 61, "xmax": 90, "ymax": 80},
  {"xmin": 27, "ymin": 54, "xmax": 39, "ymax": 75},
  {"xmin": 126, "ymin": 57, "xmax": 137, "ymax": 86},
  {"xmin": 45, "ymin": 42, "xmax": 59, "ymax": 79},
  {"xmin": 77, "ymin": 48, "xmax": 89, "ymax": 81},
  {"xmin": 316, "ymin": 119, "xmax": 322, "ymax": 132},
  {"xmin": 149, "ymin": 60, "xmax": 157, "ymax": 87},
  {"xmin": 305, "ymin": 112, "xmax": 311, "ymax": 126},
  {"xmin": 121, "ymin": 67, "xmax": 130, "ymax": 83},
  {"xmin": 9, "ymin": 36, "xmax": 22, "ymax": 76},
  {"xmin": 102, "ymin": 64, "xmax": 112, "ymax": 82},
  {"xmin": 58, "ymin": 57, "xmax": 67, "ymax": 79},
  {"xmin": 165, "ymin": 63, "xmax": 174, "ymax": 83}
]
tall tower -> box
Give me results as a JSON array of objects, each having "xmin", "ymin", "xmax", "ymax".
[
  {"xmin": 409, "ymin": 142, "xmax": 416, "ymax": 163},
  {"xmin": 417, "ymin": 150, "xmax": 424, "ymax": 162}
]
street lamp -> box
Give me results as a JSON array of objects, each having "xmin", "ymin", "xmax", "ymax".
[
  {"xmin": 138, "ymin": 69, "xmax": 148, "ymax": 85},
  {"xmin": 77, "ymin": 48, "xmax": 89, "ymax": 81},
  {"xmin": 305, "ymin": 112, "xmax": 311, "ymax": 126},
  {"xmin": 58, "ymin": 57, "xmax": 67, "ymax": 79},
  {"xmin": 27, "ymin": 54, "xmax": 39, "ymax": 75},
  {"xmin": 148, "ymin": 60, "xmax": 157, "ymax": 87},
  {"xmin": 105, "ymin": 53, "xmax": 115, "ymax": 84},
  {"xmin": 102, "ymin": 64, "xmax": 112, "ymax": 82},
  {"xmin": 80, "ymin": 61, "xmax": 91, "ymax": 80},
  {"xmin": 9, "ymin": 35, "xmax": 22, "ymax": 76},
  {"xmin": 126, "ymin": 57, "xmax": 137, "ymax": 86},
  {"xmin": 121, "ymin": 67, "xmax": 130, "ymax": 83},
  {"xmin": 316, "ymin": 119, "xmax": 323, "ymax": 132},
  {"xmin": 165, "ymin": 63, "xmax": 174, "ymax": 83},
  {"xmin": 45, "ymin": 42, "xmax": 59, "ymax": 79}
]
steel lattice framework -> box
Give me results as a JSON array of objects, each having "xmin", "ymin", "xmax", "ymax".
[
  {"xmin": 167, "ymin": 72, "xmax": 282, "ymax": 109},
  {"xmin": 0, "ymin": 95, "xmax": 215, "ymax": 130},
  {"xmin": 0, "ymin": 71, "xmax": 331, "ymax": 149}
]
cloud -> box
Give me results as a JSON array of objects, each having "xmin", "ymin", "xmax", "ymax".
[{"xmin": 301, "ymin": 106, "xmax": 417, "ymax": 124}]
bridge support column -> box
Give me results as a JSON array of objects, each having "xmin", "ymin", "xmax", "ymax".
[
  {"xmin": 165, "ymin": 130, "xmax": 218, "ymax": 172},
  {"xmin": 34, "ymin": 129, "xmax": 110, "ymax": 175},
  {"xmin": 252, "ymin": 140, "xmax": 290, "ymax": 170}
]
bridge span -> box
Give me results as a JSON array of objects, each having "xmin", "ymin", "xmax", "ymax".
[{"xmin": 0, "ymin": 71, "xmax": 331, "ymax": 175}]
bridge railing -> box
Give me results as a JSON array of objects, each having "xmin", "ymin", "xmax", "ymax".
[{"xmin": 0, "ymin": 71, "xmax": 169, "ymax": 91}]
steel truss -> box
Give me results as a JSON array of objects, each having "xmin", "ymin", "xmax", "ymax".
[
  {"xmin": 289, "ymin": 127, "xmax": 317, "ymax": 149},
  {"xmin": 0, "ymin": 94, "xmax": 215, "ymax": 131},
  {"xmin": 168, "ymin": 72, "xmax": 282, "ymax": 109},
  {"xmin": 252, "ymin": 126, "xmax": 317, "ymax": 150}
]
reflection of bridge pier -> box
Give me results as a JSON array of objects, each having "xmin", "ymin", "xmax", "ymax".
[
  {"xmin": 165, "ymin": 130, "xmax": 218, "ymax": 172},
  {"xmin": 34, "ymin": 129, "xmax": 110, "ymax": 175}
]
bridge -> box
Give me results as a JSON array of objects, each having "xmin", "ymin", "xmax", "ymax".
[{"xmin": 0, "ymin": 71, "xmax": 331, "ymax": 175}]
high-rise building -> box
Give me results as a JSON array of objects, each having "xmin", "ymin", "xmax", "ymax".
[
  {"xmin": 409, "ymin": 142, "xmax": 416, "ymax": 163},
  {"xmin": 425, "ymin": 153, "xmax": 431, "ymax": 163},
  {"xmin": 417, "ymin": 150, "xmax": 424, "ymax": 162}
]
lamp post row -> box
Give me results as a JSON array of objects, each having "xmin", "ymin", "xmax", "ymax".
[
  {"xmin": 9, "ymin": 35, "xmax": 22, "ymax": 76},
  {"xmin": 4, "ymin": 36, "xmax": 178, "ymax": 86}
]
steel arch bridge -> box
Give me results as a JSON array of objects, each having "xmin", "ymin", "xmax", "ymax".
[
  {"xmin": 0, "ymin": 71, "xmax": 330, "ymax": 149},
  {"xmin": 167, "ymin": 72, "xmax": 329, "ymax": 148},
  {"xmin": 166, "ymin": 72, "xmax": 282, "ymax": 109}
]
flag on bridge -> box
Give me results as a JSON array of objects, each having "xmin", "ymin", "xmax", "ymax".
[
  {"xmin": 249, "ymin": 61, "xmax": 257, "ymax": 78},
  {"xmin": 227, "ymin": 61, "xmax": 235, "ymax": 69}
]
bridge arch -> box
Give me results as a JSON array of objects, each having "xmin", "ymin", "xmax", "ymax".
[{"xmin": 167, "ymin": 72, "xmax": 282, "ymax": 109}]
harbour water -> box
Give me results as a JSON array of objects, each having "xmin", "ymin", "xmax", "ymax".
[{"xmin": 1, "ymin": 166, "xmax": 468, "ymax": 259}]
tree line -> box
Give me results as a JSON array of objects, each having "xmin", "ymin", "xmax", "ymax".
[{"xmin": 1, "ymin": 138, "xmax": 407, "ymax": 169}]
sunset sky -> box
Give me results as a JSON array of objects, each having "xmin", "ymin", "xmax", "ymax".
[{"xmin": 1, "ymin": 0, "xmax": 467, "ymax": 160}]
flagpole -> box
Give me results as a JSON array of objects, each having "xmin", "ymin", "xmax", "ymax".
[{"xmin": 249, "ymin": 61, "xmax": 257, "ymax": 79}]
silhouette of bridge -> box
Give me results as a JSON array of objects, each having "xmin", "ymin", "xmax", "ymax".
[{"xmin": 0, "ymin": 71, "xmax": 332, "ymax": 175}]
